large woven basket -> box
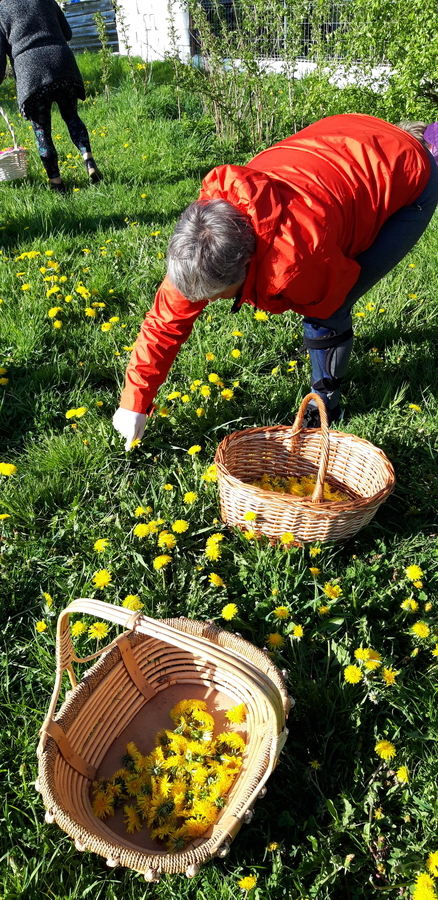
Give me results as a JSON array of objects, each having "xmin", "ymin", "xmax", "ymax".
[
  {"xmin": 214, "ymin": 393, "xmax": 395, "ymax": 545},
  {"xmin": 37, "ymin": 599, "xmax": 291, "ymax": 880},
  {"xmin": 0, "ymin": 106, "xmax": 28, "ymax": 182}
]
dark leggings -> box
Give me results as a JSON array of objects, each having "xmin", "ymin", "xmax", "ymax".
[{"xmin": 27, "ymin": 84, "xmax": 91, "ymax": 180}]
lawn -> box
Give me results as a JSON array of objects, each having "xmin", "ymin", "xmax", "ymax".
[{"xmin": 1, "ymin": 54, "xmax": 438, "ymax": 900}]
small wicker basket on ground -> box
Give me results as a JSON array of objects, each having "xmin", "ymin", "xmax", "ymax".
[
  {"xmin": 215, "ymin": 393, "xmax": 395, "ymax": 545},
  {"xmin": 37, "ymin": 599, "xmax": 291, "ymax": 880},
  {"xmin": 0, "ymin": 107, "xmax": 28, "ymax": 182}
]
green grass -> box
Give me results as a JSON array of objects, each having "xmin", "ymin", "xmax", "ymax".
[{"xmin": 1, "ymin": 54, "xmax": 438, "ymax": 900}]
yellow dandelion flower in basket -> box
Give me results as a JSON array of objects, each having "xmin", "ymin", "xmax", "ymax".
[
  {"xmin": 37, "ymin": 598, "xmax": 291, "ymax": 879},
  {"xmin": 214, "ymin": 393, "xmax": 395, "ymax": 545}
]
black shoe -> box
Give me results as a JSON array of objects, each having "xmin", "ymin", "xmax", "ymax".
[
  {"xmin": 84, "ymin": 158, "xmax": 103, "ymax": 184},
  {"xmin": 300, "ymin": 403, "xmax": 344, "ymax": 429},
  {"xmin": 50, "ymin": 180, "xmax": 67, "ymax": 194}
]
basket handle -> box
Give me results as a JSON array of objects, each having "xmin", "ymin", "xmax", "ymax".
[
  {"xmin": 0, "ymin": 106, "xmax": 18, "ymax": 150},
  {"xmin": 291, "ymin": 393, "xmax": 330, "ymax": 504}
]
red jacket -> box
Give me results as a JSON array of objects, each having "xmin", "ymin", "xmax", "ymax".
[{"xmin": 120, "ymin": 114, "xmax": 429, "ymax": 413}]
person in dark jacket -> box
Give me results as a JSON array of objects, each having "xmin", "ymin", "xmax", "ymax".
[{"xmin": 0, "ymin": 0, "xmax": 101, "ymax": 192}]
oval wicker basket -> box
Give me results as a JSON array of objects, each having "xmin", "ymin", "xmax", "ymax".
[
  {"xmin": 37, "ymin": 599, "xmax": 291, "ymax": 880},
  {"xmin": 0, "ymin": 107, "xmax": 28, "ymax": 182},
  {"xmin": 214, "ymin": 393, "xmax": 395, "ymax": 545}
]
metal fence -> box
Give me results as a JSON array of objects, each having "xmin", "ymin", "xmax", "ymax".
[
  {"xmin": 189, "ymin": 1, "xmax": 349, "ymax": 59},
  {"xmin": 62, "ymin": 0, "xmax": 119, "ymax": 53}
]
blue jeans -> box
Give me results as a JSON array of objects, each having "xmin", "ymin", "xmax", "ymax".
[{"xmin": 304, "ymin": 150, "xmax": 438, "ymax": 411}]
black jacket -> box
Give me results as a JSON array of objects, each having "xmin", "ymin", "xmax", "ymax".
[{"xmin": 0, "ymin": 0, "xmax": 85, "ymax": 110}]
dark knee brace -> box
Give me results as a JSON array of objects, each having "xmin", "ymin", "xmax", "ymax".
[{"xmin": 303, "ymin": 320, "xmax": 354, "ymax": 412}]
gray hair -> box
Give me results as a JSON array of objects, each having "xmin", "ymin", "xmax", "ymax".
[
  {"xmin": 398, "ymin": 120, "xmax": 429, "ymax": 147},
  {"xmin": 167, "ymin": 199, "xmax": 256, "ymax": 301}
]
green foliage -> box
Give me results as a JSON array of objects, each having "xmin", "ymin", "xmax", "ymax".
[{"xmin": 0, "ymin": 47, "xmax": 438, "ymax": 900}]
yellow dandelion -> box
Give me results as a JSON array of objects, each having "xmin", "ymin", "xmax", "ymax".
[
  {"xmin": 122, "ymin": 595, "xmax": 143, "ymax": 610},
  {"xmin": 222, "ymin": 603, "xmax": 238, "ymax": 620},
  {"xmin": 344, "ymin": 665, "xmax": 363, "ymax": 684},
  {"xmin": 36, "ymin": 621, "xmax": 47, "ymax": 633},
  {"xmin": 153, "ymin": 554, "xmax": 172, "ymax": 570},
  {"xmin": 411, "ymin": 621, "xmax": 430, "ymax": 638},
  {"xmin": 71, "ymin": 621, "xmax": 87, "ymax": 637},
  {"xmin": 238, "ymin": 875, "xmax": 257, "ymax": 891},
  {"xmin": 267, "ymin": 633, "xmax": 285, "ymax": 649},
  {"xmin": 396, "ymin": 766, "xmax": 409, "ymax": 784},
  {"xmin": 172, "ymin": 520, "xmax": 189, "ymax": 534},
  {"xmin": 254, "ymin": 310, "xmax": 268, "ymax": 321},
  {"xmin": 183, "ymin": 491, "xmax": 198, "ymax": 504},
  {"xmin": 323, "ymin": 583, "xmax": 342, "ymax": 599},
  {"xmin": 92, "ymin": 569, "xmax": 111, "ymax": 588},
  {"xmin": 92, "ymin": 792, "xmax": 114, "ymax": 818},
  {"xmin": 209, "ymin": 572, "xmax": 225, "ymax": 587},
  {"xmin": 93, "ymin": 538, "xmax": 109, "ymax": 552},
  {"xmin": 383, "ymin": 667, "xmax": 399, "ymax": 685},
  {"xmin": 273, "ymin": 606, "xmax": 290, "ymax": 619},
  {"xmin": 88, "ymin": 621, "xmax": 109, "ymax": 640},
  {"xmin": 225, "ymin": 703, "xmax": 247, "ymax": 724},
  {"xmin": 187, "ymin": 445, "xmax": 201, "ymax": 455},
  {"xmin": 292, "ymin": 624, "xmax": 304, "ymax": 639},
  {"xmin": 405, "ymin": 565, "xmax": 423, "ymax": 581},
  {"xmin": 375, "ymin": 739, "xmax": 396, "ymax": 760},
  {"xmin": 124, "ymin": 805, "xmax": 142, "ymax": 833}
]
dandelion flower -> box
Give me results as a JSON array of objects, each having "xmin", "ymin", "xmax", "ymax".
[
  {"xmin": 344, "ymin": 665, "xmax": 363, "ymax": 684},
  {"xmin": 267, "ymin": 633, "xmax": 285, "ymax": 649},
  {"xmin": 425, "ymin": 853, "xmax": 438, "ymax": 880},
  {"xmin": 375, "ymin": 739, "xmax": 396, "ymax": 760},
  {"xmin": 225, "ymin": 703, "xmax": 247, "ymax": 724},
  {"xmin": 65, "ymin": 407, "xmax": 87, "ymax": 419},
  {"xmin": 94, "ymin": 538, "xmax": 109, "ymax": 552},
  {"xmin": 238, "ymin": 875, "xmax": 257, "ymax": 891},
  {"xmin": 221, "ymin": 389, "xmax": 234, "ymax": 400},
  {"xmin": 323, "ymin": 583, "xmax": 342, "ymax": 599},
  {"xmin": 101, "ymin": 322, "xmax": 112, "ymax": 332},
  {"xmin": 36, "ymin": 621, "xmax": 47, "ymax": 633},
  {"xmin": 183, "ymin": 491, "xmax": 198, "ymax": 504},
  {"xmin": 134, "ymin": 506, "xmax": 150, "ymax": 517},
  {"xmin": 318, "ymin": 605, "xmax": 330, "ymax": 615},
  {"xmin": 157, "ymin": 531, "xmax": 177, "ymax": 550},
  {"xmin": 48, "ymin": 306, "xmax": 62, "ymax": 318},
  {"xmin": 209, "ymin": 573, "xmax": 225, "ymax": 587},
  {"xmin": 205, "ymin": 352, "xmax": 215, "ymax": 361},
  {"xmin": 70, "ymin": 621, "xmax": 87, "ymax": 640},
  {"xmin": 92, "ymin": 792, "xmax": 114, "ymax": 818},
  {"xmin": 122, "ymin": 595, "xmax": 143, "ymax": 610},
  {"xmin": 85, "ymin": 307, "xmax": 96, "ymax": 317},
  {"xmin": 411, "ymin": 621, "xmax": 430, "ymax": 638},
  {"xmin": 243, "ymin": 530, "xmax": 255, "ymax": 540},
  {"xmin": 208, "ymin": 373, "xmax": 220, "ymax": 383},
  {"xmin": 188, "ymin": 445, "xmax": 201, "ymax": 455},
  {"xmin": 164, "ymin": 483, "xmax": 174, "ymax": 491},
  {"xmin": 396, "ymin": 766, "xmax": 409, "ymax": 784},
  {"xmin": 231, "ymin": 349, "xmax": 241, "ymax": 358},
  {"xmin": 200, "ymin": 385, "xmax": 211, "ymax": 397},
  {"xmin": 92, "ymin": 569, "xmax": 112, "ymax": 588},
  {"xmin": 196, "ymin": 407, "xmax": 205, "ymax": 417},
  {"xmin": 401, "ymin": 598, "xmax": 419, "ymax": 612},
  {"xmin": 133, "ymin": 523, "xmax": 150, "ymax": 538},
  {"xmin": 309, "ymin": 567, "xmax": 321, "ymax": 576},
  {"xmin": 383, "ymin": 667, "xmax": 399, "ymax": 685},
  {"xmin": 354, "ymin": 648, "xmax": 371, "ymax": 661},
  {"xmin": 406, "ymin": 565, "xmax": 424, "ymax": 581},
  {"xmin": 221, "ymin": 603, "xmax": 238, "ymax": 620},
  {"xmin": 280, "ymin": 532, "xmax": 295, "ymax": 546},
  {"xmin": 273, "ymin": 606, "xmax": 290, "ymax": 620},
  {"xmin": 88, "ymin": 621, "xmax": 109, "ymax": 640},
  {"xmin": 172, "ymin": 519, "xmax": 189, "ymax": 533},
  {"xmin": 365, "ymin": 658, "xmax": 382, "ymax": 671},
  {"xmin": 43, "ymin": 592, "xmax": 53, "ymax": 606},
  {"xmin": 413, "ymin": 872, "xmax": 436, "ymax": 900},
  {"xmin": 124, "ymin": 805, "xmax": 142, "ymax": 833},
  {"xmin": 254, "ymin": 310, "xmax": 268, "ymax": 321},
  {"xmin": 292, "ymin": 624, "xmax": 304, "ymax": 639},
  {"xmin": 153, "ymin": 554, "xmax": 172, "ymax": 570},
  {"xmin": 409, "ymin": 404, "xmax": 422, "ymax": 412},
  {"xmin": 309, "ymin": 546, "xmax": 322, "ymax": 557},
  {"xmin": 202, "ymin": 464, "xmax": 217, "ymax": 483},
  {"xmin": 243, "ymin": 510, "xmax": 256, "ymax": 522}
]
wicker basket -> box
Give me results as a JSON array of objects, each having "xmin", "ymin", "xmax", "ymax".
[
  {"xmin": 37, "ymin": 599, "xmax": 291, "ymax": 880},
  {"xmin": 0, "ymin": 106, "xmax": 28, "ymax": 182},
  {"xmin": 214, "ymin": 393, "xmax": 395, "ymax": 545}
]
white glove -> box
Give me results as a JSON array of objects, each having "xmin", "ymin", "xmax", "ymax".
[{"xmin": 112, "ymin": 408, "xmax": 147, "ymax": 451}]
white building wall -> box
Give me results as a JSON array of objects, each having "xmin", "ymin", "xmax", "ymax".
[{"xmin": 117, "ymin": 0, "xmax": 191, "ymax": 62}]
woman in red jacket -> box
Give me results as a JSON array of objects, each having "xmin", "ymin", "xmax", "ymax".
[{"xmin": 113, "ymin": 114, "xmax": 438, "ymax": 449}]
